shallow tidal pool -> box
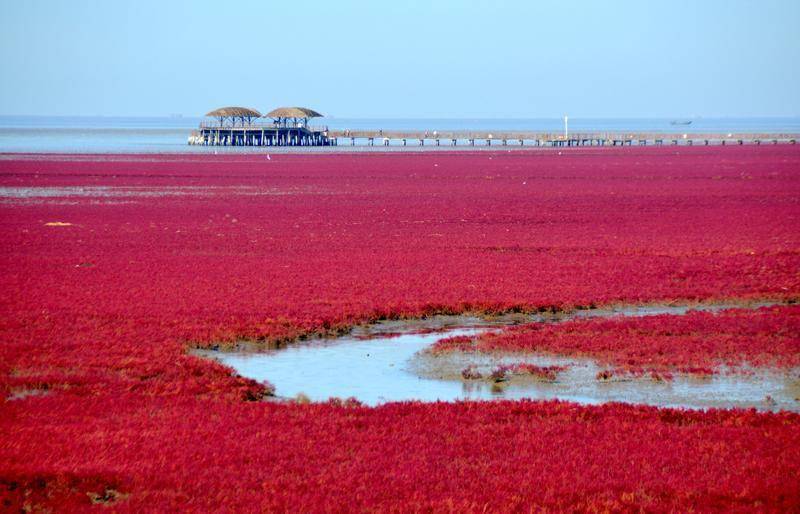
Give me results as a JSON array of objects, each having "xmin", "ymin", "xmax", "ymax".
[{"xmin": 195, "ymin": 302, "xmax": 800, "ymax": 411}]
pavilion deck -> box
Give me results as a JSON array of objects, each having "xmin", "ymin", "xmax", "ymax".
[{"xmin": 190, "ymin": 123, "xmax": 331, "ymax": 146}]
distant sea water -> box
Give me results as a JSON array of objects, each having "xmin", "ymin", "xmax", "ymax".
[{"xmin": 1, "ymin": 116, "xmax": 799, "ymax": 153}]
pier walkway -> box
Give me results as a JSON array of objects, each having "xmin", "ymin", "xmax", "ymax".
[{"xmin": 327, "ymin": 130, "xmax": 799, "ymax": 147}]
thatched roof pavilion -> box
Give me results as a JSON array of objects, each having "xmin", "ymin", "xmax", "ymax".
[
  {"xmin": 265, "ymin": 107, "xmax": 323, "ymax": 128},
  {"xmin": 265, "ymin": 107, "xmax": 323, "ymax": 119},
  {"xmin": 205, "ymin": 107, "xmax": 262, "ymax": 127},
  {"xmin": 194, "ymin": 105, "xmax": 331, "ymax": 147}
]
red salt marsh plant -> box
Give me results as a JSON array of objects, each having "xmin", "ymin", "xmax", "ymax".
[
  {"xmin": 490, "ymin": 364, "xmax": 512, "ymax": 382},
  {"xmin": 461, "ymin": 365, "xmax": 483, "ymax": 379},
  {"xmin": 1, "ymin": 147, "xmax": 800, "ymax": 511},
  {"xmin": 596, "ymin": 369, "xmax": 614, "ymax": 381},
  {"xmin": 482, "ymin": 363, "xmax": 567, "ymax": 382},
  {"xmin": 2, "ymin": 396, "xmax": 800, "ymax": 512},
  {"xmin": 649, "ymin": 370, "xmax": 674, "ymax": 382},
  {"xmin": 511, "ymin": 363, "xmax": 566, "ymax": 381}
]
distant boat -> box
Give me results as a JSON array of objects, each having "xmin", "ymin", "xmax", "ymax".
[{"xmin": 670, "ymin": 120, "xmax": 693, "ymax": 126}]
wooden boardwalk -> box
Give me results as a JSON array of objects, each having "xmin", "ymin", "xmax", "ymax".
[{"xmin": 327, "ymin": 130, "xmax": 799, "ymax": 147}]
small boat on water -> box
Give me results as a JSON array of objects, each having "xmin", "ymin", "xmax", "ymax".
[{"xmin": 670, "ymin": 120, "xmax": 693, "ymax": 126}]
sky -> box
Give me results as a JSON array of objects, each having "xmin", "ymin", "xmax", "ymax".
[{"xmin": 1, "ymin": 0, "xmax": 799, "ymax": 118}]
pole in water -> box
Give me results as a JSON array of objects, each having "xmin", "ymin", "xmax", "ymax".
[{"xmin": 564, "ymin": 115, "xmax": 569, "ymax": 139}]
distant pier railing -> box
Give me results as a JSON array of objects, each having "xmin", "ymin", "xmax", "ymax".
[{"xmin": 326, "ymin": 130, "xmax": 800, "ymax": 147}]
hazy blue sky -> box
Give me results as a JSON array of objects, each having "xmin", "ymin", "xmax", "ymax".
[{"xmin": 1, "ymin": 0, "xmax": 799, "ymax": 118}]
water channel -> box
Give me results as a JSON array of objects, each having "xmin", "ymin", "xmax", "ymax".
[{"xmin": 195, "ymin": 302, "xmax": 799, "ymax": 411}]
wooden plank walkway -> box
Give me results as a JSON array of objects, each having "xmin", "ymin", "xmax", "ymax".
[{"xmin": 327, "ymin": 130, "xmax": 800, "ymax": 147}]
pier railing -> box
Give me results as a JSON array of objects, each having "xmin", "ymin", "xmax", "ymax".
[{"xmin": 327, "ymin": 130, "xmax": 800, "ymax": 141}]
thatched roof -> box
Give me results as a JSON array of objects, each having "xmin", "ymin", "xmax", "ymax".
[
  {"xmin": 265, "ymin": 107, "xmax": 323, "ymax": 119},
  {"xmin": 205, "ymin": 107, "xmax": 262, "ymax": 118}
]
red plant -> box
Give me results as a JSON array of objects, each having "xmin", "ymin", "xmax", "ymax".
[
  {"xmin": 650, "ymin": 371, "xmax": 674, "ymax": 382},
  {"xmin": 461, "ymin": 365, "xmax": 482, "ymax": 379},
  {"xmin": 490, "ymin": 365, "xmax": 512, "ymax": 382},
  {"xmin": 1, "ymin": 147, "xmax": 799, "ymax": 511},
  {"xmin": 596, "ymin": 370, "xmax": 614, "ymax": 381},
  {"xmin": 511, "ymin": 363, "xmax": 566, "ymax": 381}
]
